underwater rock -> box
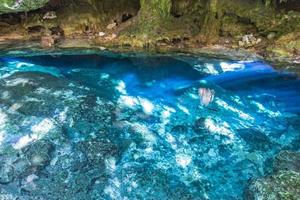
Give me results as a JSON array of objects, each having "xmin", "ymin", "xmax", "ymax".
[
  {"xmin": 112, "ymin": 164, "xmax": 201, "ymax": 200},
  {"xmin": 171, "ymin": 125, "xmax": 189, "ymax": 134},
  {"xmin": 193, "ymin": 118, "xmax": 206, "ymax": 134},
  {"xmin": 22, "ymin": 139, "xmax": 54, "ymax": 169},
  {"xmin": 0, "ymin": 162, "xmax": 14, "ymax": 184},
  {"xmin": 76, "ymin": 140, "xmax": 120, "ymax": 165},
  {"xmin": 245, "ymin": 150, "xmax": 300, "ymax": 200},
  {"xmin": 245, "ymin": 170, "xmax": 300, "ymax": 200},
  {"xmin": 273, "ymin": 151, "xmax": 300, "ymax": 173},
  {"xmin": 237, "ymin": 129, "xmax": 272, "ymax": 151}
]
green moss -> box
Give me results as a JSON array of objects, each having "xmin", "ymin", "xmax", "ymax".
[
  {"xmin": 119, "ymin": 0, "xmax": 192, "ymax": 47},
  {"xmin": 198, "ymin": 0, "xmax": 221, "ymax": 43},
  {"xmin": 135, "ymin": 0, "xmax": 172, "ymax": 34},
  {"xmin": 267, "ymin": 32, "xmax": 300, "ymax": 58}
]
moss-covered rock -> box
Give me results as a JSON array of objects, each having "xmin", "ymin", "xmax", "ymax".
[
  {"xmin": 0, "ymin": 0, "xmax": 299, "ymax": 62},
  {"xmin": 245, "ymin": 170, "xmax": 300, "ymax": 200},
  {"xmin": 273, "ymin": 150, "xmax": 300, "ymax": 173},
  {"xmin": 267, "ymin": 32, "xmax": 300, "ymax": 59},
  {"xmin": 23, "ymin": 0, "xmax": 140, "ymax": 36},
  {"xmin": 245, "ymin": 151, "xmax": 300, "ymax": 200}
]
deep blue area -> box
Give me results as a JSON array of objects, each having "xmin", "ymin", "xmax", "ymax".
[{"xmin": 0, "ymin": 52, "xmax": 299, "ymax": 199}]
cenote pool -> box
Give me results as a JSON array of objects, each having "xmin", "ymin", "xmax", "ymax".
[{"xmin": 0, "ymin": 51, "xmax": 299, "ymax": 200}]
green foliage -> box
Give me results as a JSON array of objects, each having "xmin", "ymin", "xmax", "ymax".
[
  {"xmin": 140, "ymin": 0, "xmax": 172, "ymax": 19},
  {"xmin": 0, "ymin": 0, "xmax": 49, "ymax": 14}
]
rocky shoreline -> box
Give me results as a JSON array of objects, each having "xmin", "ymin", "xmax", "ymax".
[{"xmin": 0, "ymin": 0, "xmax": 299, "ymax": 67}]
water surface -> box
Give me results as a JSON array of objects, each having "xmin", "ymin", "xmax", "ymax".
[{"xmin": 0, "ymin": 52, "xmax": 299, "ymax": 199}]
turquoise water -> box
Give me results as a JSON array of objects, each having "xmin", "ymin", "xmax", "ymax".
[{"xmin": 0, "ymin": 52, "xmax": 299, "ymax": 199}]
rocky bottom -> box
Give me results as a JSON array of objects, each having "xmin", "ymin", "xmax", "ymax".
[{"xmin": 0, "ymin": 52, "xmax": 299, "ymax": 200}]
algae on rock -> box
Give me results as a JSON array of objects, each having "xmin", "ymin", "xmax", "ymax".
[{"xmin": 245, "ymin": 151, "xmax": 300, "ymax": 200}]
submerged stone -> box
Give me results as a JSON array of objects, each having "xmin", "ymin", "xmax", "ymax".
[
  {"xmin": 245, "ymin": 170, "xmax": 300, "ymax": 200},
  {"xmin": 237, "ymin": 129, "xmax": 272, "ymax": 151},
  {"xmin": 22, "ymin": 139, "xmax": 54, "ymax": 169},
  {"xmin": 0, "ymin": 162, "xmax": 14, "ymax": 184},
  {"xmin": 273, "ymin": 151, "xmax": 300, "ymax": 173}
]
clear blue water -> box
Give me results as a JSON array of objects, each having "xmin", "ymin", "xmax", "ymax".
[{"xmin": 0, "ymin": 52, "xmax": 299, "ymax": 199}]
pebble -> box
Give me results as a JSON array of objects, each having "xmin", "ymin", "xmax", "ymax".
[
  {"xmin": 239, "ymin": 34, "xmax": 262, "ymax": 48},
  {"xmin": 43, "ymin": 11, "xmax": 57, "ymax": 20},
  {"xmin": 105, "ymin": 33, "xmax": 117, "ymax": 41},
  {"xmin": 107, "ymin": 22, "xmax": 117, "ymax": 30},
  {"xmin": 98, "ymin": 32, "xmax": 106, "ymax": 37}
]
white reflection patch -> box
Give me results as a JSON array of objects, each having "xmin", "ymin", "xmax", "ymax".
[
  {"xmin": 13, "ymin": 134, "xmax": 37, "ymax": 150},
  {"xmin": 31, "ymin": 118, "xmax": 54, "ymax": 134},
  {"xmin": 176, "ymin": 153, "xmax": 192, "ymax": 168},
  {"xmin": 177, "ymin": 104, "xmax": 190, "ymax": 115},
  {"xmin": 0, "ymin": 111, "xmax": 7, "ymax": 124},
  {"xmin": 1, "ymin": 91, "xmax": 10, "ymax": 99},
  {"xmin": 252, "ymin": 101, "xmax": 281, "ymax": 117},
  {"xmin": 220, "ymin": 62, "xmax": 245, "ymax": 72},
  {"xmin": 138, "ymin": 98, "xmax": 154, "ymax": 115},
  {"xmin": 205, "ymin": 118, "xmax": 234, "ymax": 140},
  {"xmin": 8, "ymin": 61, "xmax": 35, "ymax": 69},
  {"xmin": 116, "ymin": 80, "xmax": 127, "ymax": 94},
  {"xmin": 5, "ymin": 78, "xmax": 30, "ymax": 87},
  {"xmin": 119, "ymin": 95, "xmax": 138, "ymax": 107},
  {"xmin": 194, "ymin": 63, "xmax": 219, "ymax": 75},
  {"xmin": 0, "ymin": 131, "xmax": 5, "ymax": 145},
  {"xmin": 131, "ymin": 123, "xmax": 156, "ymax": 143},
  {"xmin": 216, "ymin": 99, "xmax": 253, "ymax": 121},
  {"xmin": 105, "ymin": 157, "xmax": 117, "ymax": 173}
]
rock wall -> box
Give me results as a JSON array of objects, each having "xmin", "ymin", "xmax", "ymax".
[{"xmin": 0, "ymin": 0, "xmax": 299, "ymax": 62}]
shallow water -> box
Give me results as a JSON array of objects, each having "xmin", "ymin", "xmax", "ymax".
[{"xmin": 0, "ymin": 52, "xmax": 299, "ymax": 199}]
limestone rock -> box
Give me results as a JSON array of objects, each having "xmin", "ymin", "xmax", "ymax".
[
  {"xmin": 105, "ymin": 33, "xmax": 117, "ymax": 41},
  {"xmin": 106, "ymin": 22, "xmax": 117, "ymax": 30},
  {"xmin": 239, "ymin": 34, "xmax": 262, "ymax": 48},
  {"xmin": 43, "ymin": 11, "xmax": 57, "ymax": 20},
  {"xmin": 267, "ymin": 32, "xmax": 300, "ymax": 61},
  {"xmin": 41, "ymin": 35, "xmax": 55, "ymax": 47},
  {"xmin": 98, "ymin": 32, "xmax": 106, "ymax": 37}
]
